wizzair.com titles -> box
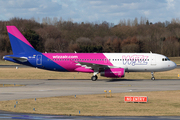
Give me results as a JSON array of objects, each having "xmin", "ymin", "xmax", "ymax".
[{"xmin": 52, "ymin": 55, "xmax": 78, "ymax": 59}]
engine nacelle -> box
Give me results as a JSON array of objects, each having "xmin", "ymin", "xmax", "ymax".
[{"xmin": 100, "ymin": 68, "xmax": 125, "ymax": 78}]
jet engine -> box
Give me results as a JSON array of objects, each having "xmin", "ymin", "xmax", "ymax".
[{"xmin": 100, "ymin": 68, "xmax": 125, "ymax": 78}]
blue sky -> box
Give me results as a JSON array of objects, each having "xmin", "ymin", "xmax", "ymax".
[{"xmin": 0, "ymin": 0, "xmax": 179, "ymax": 25}]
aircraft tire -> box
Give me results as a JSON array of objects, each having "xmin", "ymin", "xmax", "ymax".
[
  {"xmin": 151, "ymin": 77, "xmax": 155, "ymax": 81},
  {"xmin": 91, "ymin": 75, "xmax": 97, "ymax": 81}
]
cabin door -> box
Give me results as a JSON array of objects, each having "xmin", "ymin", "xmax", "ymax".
[
  {"xmin": 36, "ymin": 55, "xmax": 42, "ymax": 65},
  {"xmin": 151, "ymin": 55, "xmax": 156, "ymax": 65}
]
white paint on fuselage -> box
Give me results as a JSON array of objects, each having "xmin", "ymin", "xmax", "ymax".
[{"xmin": 104, "ymin": 53, "xmax": 176, "ymax": 72}]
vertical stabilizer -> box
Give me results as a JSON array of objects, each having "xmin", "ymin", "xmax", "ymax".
[{"xmin": 6, "ymin": 26, "xmax": 38, "ymax": 54}]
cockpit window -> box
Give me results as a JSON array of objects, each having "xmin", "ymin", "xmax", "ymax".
[{"xmin": 162, "ymin": 57, "xmax": 170, "ymax": 61}]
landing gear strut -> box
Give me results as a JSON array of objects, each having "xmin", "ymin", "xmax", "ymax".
[{"xmin": 151, "ymin": 72, "xmax": 155, "ymax": 80}]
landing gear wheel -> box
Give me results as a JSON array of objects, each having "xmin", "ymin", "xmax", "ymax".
[
  {"xmin": 91, "ymin": 75, "xmax": 98, "ymax": 81},
  {"xmin": 151, "ymin": 77, "xmax": 155, "ymax": 81}
]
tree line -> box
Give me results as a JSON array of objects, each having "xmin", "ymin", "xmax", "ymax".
[{"xmin": 0, "ymin": 17, "xmax": 180, "ymax": 58}]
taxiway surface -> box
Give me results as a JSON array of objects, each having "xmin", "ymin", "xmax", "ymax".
[{"xmin": 0, "ymin": 79, "xmax": 180, "ymax": 101}]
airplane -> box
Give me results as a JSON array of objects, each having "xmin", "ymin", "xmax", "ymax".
[{"xmin": 3, "ymin": 26, "xmax": 177, "ymax": 81}]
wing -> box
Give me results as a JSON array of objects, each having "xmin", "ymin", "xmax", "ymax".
[{"xmin": 75, "ymin": 61, "xmax": 113, "ymax": 71}]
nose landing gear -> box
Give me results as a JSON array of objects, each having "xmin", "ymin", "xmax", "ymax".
[{"xmin": 151, "ymin": 72, "xmax": 155, "ymax": 80}]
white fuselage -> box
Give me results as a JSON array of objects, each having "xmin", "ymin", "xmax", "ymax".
[{"xmin": 103, "ymin": 53, "xmax": 176, "ymax": 72}]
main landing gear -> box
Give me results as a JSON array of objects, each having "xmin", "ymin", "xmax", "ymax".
[
  {"xmin": 151, "ymin": 72, "xmax": 155, "ymax": 81},
  {"xmin": 91, "ymin": 75, "xmax": 98, "ymax": 81},
  {"xmin": 91, "ymin": 71, "xmax": 98, "ymax": 81}
]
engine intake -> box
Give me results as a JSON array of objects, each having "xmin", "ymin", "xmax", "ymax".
[{"xmin": 100, "ymin": 68, "xmax": 125, "ymax": 78}]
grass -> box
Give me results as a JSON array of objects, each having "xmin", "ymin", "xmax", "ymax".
[
  {"xmin": 0, "ymin": 91, "xmax": 180, "ymax": 116},
  {"xmin": 0, "ymin": 68, "xmax": 179, "ymax": 80},
  {"xmin": 0, "ymin": 60, "xmax": 18, "ymax": 65},
  {"xmin": 0, "ymin": 84, "xmax": 24, "ymax": 87}
]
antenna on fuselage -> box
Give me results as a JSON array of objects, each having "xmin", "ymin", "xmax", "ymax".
[
  {"xmin": 150, "ymin": 51, "xmax": 152, "ymax": 53},
  {"xmin": 74, "ymin": 51, "xmax": 77, "ymax": 53}
]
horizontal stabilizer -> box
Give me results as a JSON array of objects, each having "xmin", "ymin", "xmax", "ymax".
[{"xmin": 4, "ymin": 56, "xmax": 28, "ymax": 62}]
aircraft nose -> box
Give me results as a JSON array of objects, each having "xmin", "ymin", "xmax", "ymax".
[
  {"xmin": 166, "ymin": 61, "xmax": 177, "ymax": 70},
  {"xmin": 171, "ymin": 61, "xmax": 177, "ymax": 69},
  {"xmin": 173, "ymin": 62, "xmax": 177, "ymax": 69}
]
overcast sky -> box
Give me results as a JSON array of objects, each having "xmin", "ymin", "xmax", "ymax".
[{"xmin": 0, "ymin": 0, "xmax": 179, "ymax": 25}]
